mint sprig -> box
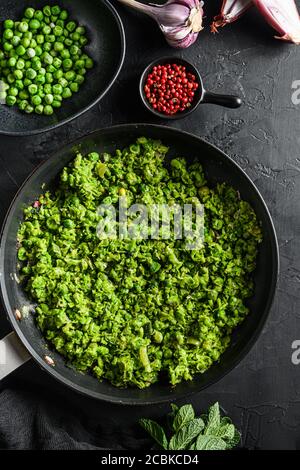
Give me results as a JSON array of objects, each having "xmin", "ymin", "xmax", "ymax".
[{"xmin": 140, "ymin": 402, "xmax": 241, "ymax": 451}]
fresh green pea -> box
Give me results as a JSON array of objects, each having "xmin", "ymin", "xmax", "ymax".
[
  {"xmin": 27, "ymin": 48, "xmax": 36, "ymax": 59},
  {"xmin": 8, "ymin": 57, "xmax": 17, "ymax": 67},
  {"xmin": 78, "ymin": 68, "xmax": 86, "ymax": 76},
  {"xmin": 35, "ymin": 74, "xmax": 45, "ymax": 85},
  {"xmin": 53, "ymin": 69, "xmax": 63, "ymax": 80},
  {"xmin": 35, "ymin": 104, "xmax": 44, "ymax": 114},
  {"xmin": 63, "ymin": 59, "xmax": 72, "ymax": 70},
  {"xmin": 53, "ymin": 57, "xmax": 62, "ymax": 69},
  {"xmin": 8, "ymin": 87, "xmax": 18, "ymax": 97},
  {"xmin": 3, "ymin": 43, "xmax": 13, "ymax": 52},
  {"xmin": 75, "ymin": 74, "xmax": 84, "ymax": 85},
  {"xmin": 15, "ymin": 79, "xmax": 24, "ymax": 90},
  {"xmin": 29, "ymin": 19, "xmax": 41, "ymax": 30},
  {"xmin": 45, "ymin": 34, "xmax": 55, "ymax": 43},
  {"xmin": 60, "ymin": 10, "xmax": 68, "ymax": 21},
  {"xmin": 3, "ymin": 29, "xmax": 14, "ymax": 40},
  {"xmin": 71, "ymin": 32, "xmax": 80, "ymax": 42},
  {"xmin": 23, "ymin": 78, "xmax": 32, "ymax": 87},
  {"xmin": 6, "ymin": 95, "xmax": 17, "ymax": 106},
  {"xmin": 58, "ymin": 77, "xmax": 68, "ymax": 88},
  {"xmin": 4, "ymin": 20, "xmax": 14, "ymax": 29},
  {"xmin": 45, "ymin": 73, "xmax": 54, "ymax": 84},
  {"xmin": 11, "ymin": 35, "xmax": 21, "ymax": 47},
  {"xmin": 18, "ymin": 99, "xmax": 28, "ymax": 110},
  {"xmin": 26, "ymin": 68, "xmax": 37, "ymax": 80},
  {"xmin": 35, "ymin": 46, "xmax": 43, "ymax": 56},
  {"xmin": 21, "ymin": 37, "xmax": 31, "ymax": 48},
  {"xmin": 42, "ymin": 25, "xmax": 51, "ymax": 35},
  {"xmin": 53, "ymin": 94, "xmax": 62, "ymax": 102},
  {"xmin": 65, "ymin": 70, "xmax": 75, "ymax": 81},
  {"xmin": 7, "ymin": 74, "xmax": 15, "ymax": 84},
  {"xmin": 50, "ymin": 50, "xmax": 58, "ymax": 58},
  {"xmin": 16, "ymin": 45, "xmax": 26, "ymax": 56},
  {"xmin": 44, "ymin": 84, "xmax": 52, "ymax": 94},
  {"xmin": 62, "ymin": 87, "xmax": 72, "ymax": 99},
  {"xmin": 25, "ymin": 104, "xmax": 34, "ymax": 113},
  {"xmin": 14, "ymin": 69, "xmax": 23, "ymax": 80},
  {"xmin": 31, "ymin": 94, "xmax": 42, "ymax": 106},
  {"xmin": 66, "ymin": 22, "xmax": 77, "ymax": 33},
  {"xmin": 42, "ymin": 52, "xmax": 53, "ymax": 65},
  {"xmin": 76, "ymin": 26, "xmax": 86, "ymax": 35},
  {"xmin": 52, "ymin": 99, "xmax": 61, "ymax": 108},
  {"xmin": 53, "ymin": 83, "xmax": 63, "ymax": 95},
  {"xmin": 85, "ymin": 58, "xmax": 94, "ymax": 69},
  {"xmin": 24, "ymin": 8, "xmax": 35, "ymax": 19},
  {"xmin": 36, "ymin": 34, "xmax": 44, "ymax": 44},
  {"xmin": 46, "ymin": 64, "xmax": 55, "ymax": 73},
  {"xmin": 64, "ymin": 38, "xmax": 72, "ymax": 47},
  {"xmin": 69, "ymin": 82, "xmax": 79, "ymax": 93},
  {"xmin": 44, "ymin": 93, "xmax": 53, "ymax": 104},
  {"xmin": 19, "ymin": 90, "xmax": 29, "ymax": 100},
  {"xmin": 30, "ymin": 39, "xmax": 37, "ymax": 48},
  {"xmin": 28, "ymin": 84, "xmax": 38, "ymax": 95},
  {"xmin": 80, "ymin": 37, "xmax": 88, "ymax": 47},
  {"xmin": 50, "ymin": 15, "xmax": 58, "ymax": 23},
  {"xmin": 16, "ymin": 58, "xmax": 25, "ymax": 69},
  {"xmin": 43, "ymin": 6, "xmax": 52, "ymax": 17},
  {"xmin": 44, "ymin": 104, "xmax": 53, "ymax": 115},
  {"xmin": 54, "ymin": 41, "xmax": 64, "ymax": 52},
  {"xmin": 18, "ymin": 22, "xmax": 29, "ymax": 33},
  {"xmin": 43, "ymin": 42, "xmax": 51, "ymax": 52},
  {"xmin": 53, "ymin": 26, "xmax": 63, "ymax": 37},
  {"xmin": 34, "ymin": 10, "xmax": 44, "ymax": 22},
  {"xmin": 60, "ymin": 49, "xmax": 70, "ymax": 60}
]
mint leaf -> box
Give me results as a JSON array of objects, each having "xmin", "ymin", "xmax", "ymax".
[
  {"xmin": 140, "ymin": 419, "xmax": 168, "ymax": 450},
  {"xmin": 195, "ymin": 435, "xmax": 227, "ymax": 450},
  {"xmin": 172, "ymin": 404, "xmax": 195, "ymax": 433},
  {"xmin": 169, "ymin": 418, "xmax": 205, "ymax": 450},
  {"xmin": 215, "ymin": 423, "xmax": 235, "ymax": 441},
  {"xmin": 204, "ymin": 402, "xmax": 221, "ymax": 435},
  {"xmin": 226, "ymin": 429, "xmax": 241, "ymax": 449}
]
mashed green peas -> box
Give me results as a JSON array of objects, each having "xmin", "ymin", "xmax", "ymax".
[{"xmin": 17, "ymin": 138, "xmax": 262, "ymax": 388}]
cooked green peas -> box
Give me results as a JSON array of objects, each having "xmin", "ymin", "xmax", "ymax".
[{"xmin": 1, "ymin": 5, "xmax": 93, "ymax": 115}]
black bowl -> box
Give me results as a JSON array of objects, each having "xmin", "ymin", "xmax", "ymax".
[
  {"xmin": 0, "ymin": 124, "xmax": 279, "ymax": 405},
  {"xmin": 140, "ymin": 57, "xmax": 242, "ymax": 120},
  {"xmin": 0, "ymin": 0, "xmax": 125, "ymax": 136}
]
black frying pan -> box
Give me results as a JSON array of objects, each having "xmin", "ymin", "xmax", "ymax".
[
  {"xmin": 0, "ymin": 0, "xmax": 125, "ymax": 136},
  {"xmin": 0, "ymin": 124, "xmax": 279, "ymax": 405}
]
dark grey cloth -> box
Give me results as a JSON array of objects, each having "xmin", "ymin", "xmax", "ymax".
[{"xmin": 0, "ymin": 388, "xmax": 149, "ymax": 450}]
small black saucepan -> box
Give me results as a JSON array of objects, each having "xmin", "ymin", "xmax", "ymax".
[
  {"xmin": 0, "ymin": 0, "xmax": 125, "ymax": 136},
  {"xmin": 139, "ymin": 57, "xmax": 242, "ymax": 120},
  {"xmin": 0, "ymin": 124, "xmax": 279, "ymax": 405}
]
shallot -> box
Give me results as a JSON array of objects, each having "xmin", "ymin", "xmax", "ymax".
[
  {"xmin": 211, "ymin": 0, "xmax": 252, "ymax": 32},
  {"xmin": 253, "ymin": 0, "xmax": 300, "ymax": 44}
]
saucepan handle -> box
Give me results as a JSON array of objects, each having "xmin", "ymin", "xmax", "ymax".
[
  {"xmin": 201, "ymin": 90, "xmax": 242, "ymax": 109},
  {"xmin": 0, "ymin": 332, "xmax": 31, "ymax": 380}
]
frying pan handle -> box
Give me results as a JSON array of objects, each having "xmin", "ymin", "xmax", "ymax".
[
  {"xmin": 0, "ymin": 332, "xmax": 30, "ymax": 380},
  {"xmin": 202, "ymin": 90, "xmax": 242, "ymax": 108}
]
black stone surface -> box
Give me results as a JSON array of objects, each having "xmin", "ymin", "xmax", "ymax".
[{"xmin": 1, "ymin": 1, "xmax": 300, "ymax": 450}]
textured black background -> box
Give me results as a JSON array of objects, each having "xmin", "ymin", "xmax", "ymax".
[{"xmin": 1, "ymin": 0, "xmax": 300, "ymax": 450}]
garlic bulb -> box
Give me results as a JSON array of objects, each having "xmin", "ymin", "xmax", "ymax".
[{"xmin": 118, "ymin": 0, "xmax": 204, "ymax": 48}]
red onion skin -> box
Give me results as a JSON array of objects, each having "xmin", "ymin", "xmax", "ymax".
[
  {"xmin": 211, "ymin": 0, "xmax": 252, "ymax": 32},
  {"xmin": 253, "ymin": 0, "xmax": 300, "ymax": 44}
]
